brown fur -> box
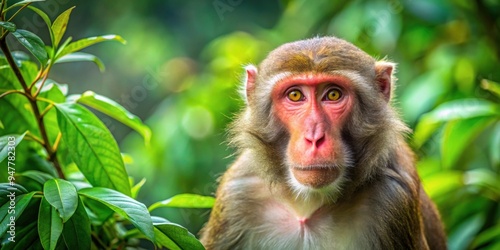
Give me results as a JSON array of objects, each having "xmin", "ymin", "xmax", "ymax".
[{"xmin": 201, "ymin": 37, "xmax": 446, "ymax": 250}]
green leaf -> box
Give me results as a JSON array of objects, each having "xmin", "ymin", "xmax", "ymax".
[
  {"xmin": 55, "ymin": 103, "xmax": 131, "ymax": 195},
  {"xmin": 55, "ymin": 36, "xmax": 72, "ymax": 55},
  {"xmin": 423, "ymin": 99, "xmax": 500, "ymax": 122},
  {"xmin": 71, "ymin": 91, "xmax": 151, "ymax": 144},
  {"xmin": 149, "ymin": 194, "xmax": 215, "ymax": 211},
  {"xmin": 5, "ymin": 0, "xmax": 46, "ymax": 12},
  {"xmin": 464, "ymin": 169, "xmax": 500, "ymax": 196},
  {"xmin": 0, "ymin": 133, "xmax": 26, "ymax": 163},
  {"xmin": 26, "ymin": 5, "xmax": 53, "ymax": 43},
  {"xmin": 131, "ymin": 178, "xmax": 146, "ymax": 199},
  {"xmin": 16, "ymin": 170, "xmax": 55, "ymax": 191},
  {"xmin": 481, "ymin": 79, "xmax": 500, "ymax": 98},
  {"xmin": 0, "ymin": 105, "xmax": 28, "ymax": 142},
  {"xmin": 448, "ymin": 214, "xmax": 484, "ymax": 250},
  {"xmin": 0, "ymin": 95, "xmax": 36, "ymax": 136},
  {"xmin": 78, "ymin": 187, "xmax": 155, "ymax": 241},
  {"xmin": 0, "ymin": 192, "xmax": 36, "ymax": 237},
  {"xmin": 59, "ymin": 35, "xmax": 126, "ymax": 58},
  {"xmin": 152, "ymin": 216, "xmax": 205, "ymax": 250},
  {"xmin": 0, "ymin": 183, "xmax": 27, "ymax": 205},
  {"xmin": 51, "ymin": 7, "xmax": 75, "ymax": 48},
  {"xmin": 422, "ymin": 171, "xmax": 463, "ymax": 198},
  {"xmin": 0, "ymin": 21, "xmax": 16, "ymax": 32},
  {"xmin": 413, "ymin": 99, "xmax": 500, "ymax": 147},
  {"xmin": 11, "ymin": 51, "xmax": 31, "ymax": 64},
  {"xmin": 61, "ymin": 197, "xmax": 90, "ymax": 250},
  {"xmin": 1, "ymin": 216, "xmax": 41, "ymax": 249},
  {"xmin": 38, "ymin": 197, "xmax": 63, "ymax": 250},
  {"xmin": 12, "ymin": 29, "xmax": 48, "ymax": 65},
  {"xmin": 55, "ymin": 52, "xmax": 105, "ymax": 72},
  {"xmin": 471, "ymin": 224, "xmax": 500, "ymax": 248},
  {"xmin": 491, "ymin": 122, "xmax": 500, "ymax": 169},
  {"xmin": 441, "ymin": 117, "xmax": 497, "ymax": 169},
  {"xmin": 400, "ymin": 71, "xmax": 448, "ymax": 124},
  {"xmin": 0, "ymin": 57, "xmax": 39, "ymax": 89},
  {"xmin": 43, "ymin": 179, "xmax": 78, "ymax": 223},
  {"xmin": 18, "ymin": 170, "xmax": 55, "ymax": 185},
  {"xmin": 36, "ymin": 80, "xmax": 67, "ymax": 150},
  {"xmin": 81, "ymin": 196, "xmax": 114, "ymax": 225},
  {"xmin": 36, "ymin": 79, "xmax": 68, "ymax": 98},
  {"xmin": 0, "ymin": 189, "xmax": 40, "ymax": 249}
]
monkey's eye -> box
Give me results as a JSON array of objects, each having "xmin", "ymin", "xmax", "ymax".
[
  {"xmin": 325, "ymin": 89, "xmax": 342, "ymax": 101},
  {"xmin": 287, "ymin": 90, "xmax": 303, "ymax": 102}
]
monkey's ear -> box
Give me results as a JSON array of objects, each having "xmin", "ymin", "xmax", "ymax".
[
  {"xmin": 244, "ymin": 65, "xmax": 258, "ymax": 103},
  {"xmin": 374, "ymin": 61, "xmax": 395, "ymax": 102}
]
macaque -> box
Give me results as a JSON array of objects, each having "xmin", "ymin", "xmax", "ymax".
[{"xmin": 200, "ymin": 36, "xmax": 446, "ymax": 250}]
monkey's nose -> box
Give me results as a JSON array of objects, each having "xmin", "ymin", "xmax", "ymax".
[{"xmin": 305, "ymin": 134, "xmax": 326, "ymax": 149}]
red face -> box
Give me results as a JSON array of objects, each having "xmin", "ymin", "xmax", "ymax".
[{"xmin": 272, "ymin": 73, "xmax": 354, "ymax": 189}]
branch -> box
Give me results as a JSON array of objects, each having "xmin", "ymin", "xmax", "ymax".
[
  {"xmin": 0, "ymin": 37, "xmax": 65, "ymax": 179},
  {"xmin": 0, "ymin": 89, "xmax": 27, "ymax": 99}
]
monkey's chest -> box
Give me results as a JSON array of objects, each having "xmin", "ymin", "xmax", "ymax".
[{"xmin": 241, "ymin": 202, "xmax": 366, "ymax": 249}]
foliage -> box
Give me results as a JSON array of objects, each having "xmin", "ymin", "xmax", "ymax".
[
  {"xmin": 0, "ymin": 1, "xmax": 210, "ymax": 249},
  {"xmin": 415, "ymin": 86, "xmax": 500, "ymax": 249}
]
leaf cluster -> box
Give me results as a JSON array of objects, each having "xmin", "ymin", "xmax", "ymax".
[{"xmin": 0, "ymin": 1, "xmax": 211, "ymax": 249}]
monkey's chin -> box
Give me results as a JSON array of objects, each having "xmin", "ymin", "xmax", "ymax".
[{"xmin": 291, "ymin": 166, "xmax": 339, "ymax": 189}]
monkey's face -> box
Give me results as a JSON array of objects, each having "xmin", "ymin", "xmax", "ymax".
[
  {"xmin": 241, "ymin": 37, "xmax": 398, "ymax": 199},
  {"xmin": 272, "ymin": 73, "xmax": 354, "ymax": 191}
]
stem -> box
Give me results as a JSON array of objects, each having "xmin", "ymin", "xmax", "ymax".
[
  {"xmin": 25, "ymin": 132, "xmax": 45, "ymax": 146},
  {"xmin": 29, "ymin": 69, "xmax": 44, "ymax": 90},
  {"xmin": 91, "ymin": 232, "xmax": 109, "ymax": 250},
  {"xmin": 7, "ymin": 2, "xmax": 32, "ymax": 22},
  {"xmin": 0, "ymin": 1, "xmax": 6, "ymax": 17},
  {"xmin": 0, "ymin": 37, "xmax": 65, "ymax": 179},
  {"xmin": 52, "ymin": 132, "xmax": 62, "ymax": 152},
  {"xmin": 33, "ymin": 65, "xmax": 51, "ymax": 97},
  {"xmin": 0, "ymin": 89, "xmax": 27, "ymax": 99},
  {"xmin": 39, "ymin": 102, "xmax": 54, "ymax": 118}
]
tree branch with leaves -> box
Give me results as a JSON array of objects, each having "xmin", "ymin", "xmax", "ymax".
[{"xmin": 0, "ymin": 1, "xmax": 212, "ymax": 249}]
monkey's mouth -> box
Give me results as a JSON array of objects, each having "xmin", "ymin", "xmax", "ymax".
[{"xmin": 291, "ymin": 166, "xmax": 338, "ymax": 189}]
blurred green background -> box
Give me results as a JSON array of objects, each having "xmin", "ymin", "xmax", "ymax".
[{"xmin": 21, "ymin": 0, "xmax": 500, "ymax": 248}]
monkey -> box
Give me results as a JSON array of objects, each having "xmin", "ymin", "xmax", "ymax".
[{"xmin": 200, "ymin": 36, "xmax": 446, "ymax": 250}]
